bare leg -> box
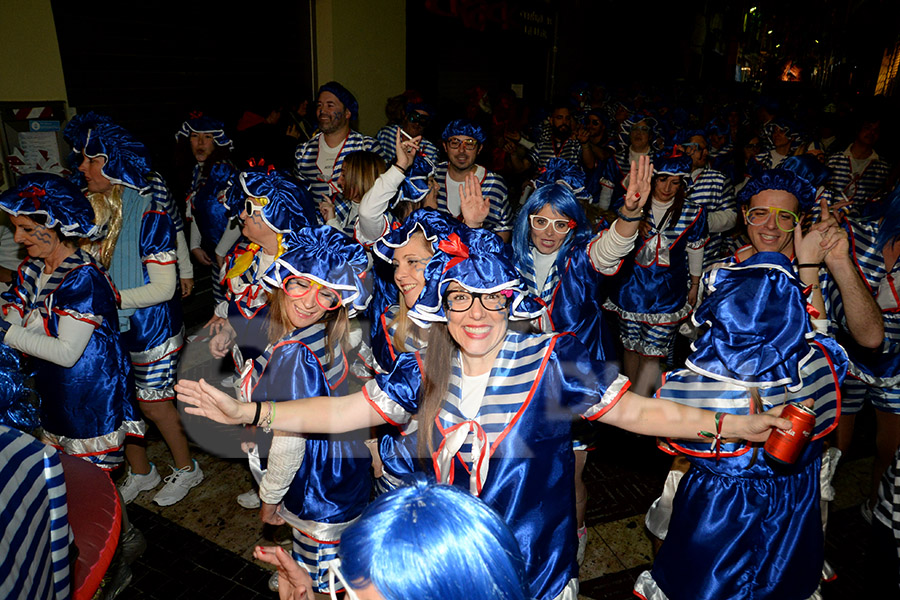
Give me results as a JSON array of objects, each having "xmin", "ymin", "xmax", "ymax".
[
  {"xmin": 633, "ymin": 355, "xmax": 662, "ymax": 398},
  {"xmin": 125, "ymin": 438, "xmax": 152, "ymax": 475},
  {"xmin": 834, "ymin": 413, "xmax": 856, "ymax": 454},
  {"xmin": 574, "ymin": 449, "xmax": 588, "ymax": 530},
  {"xmin": 623, "ymin": 349, "xmax": 640, "ymax": 383},
  {"xmin": 140, "ymin": 400, "xmax": 193, "ymax": 470}
]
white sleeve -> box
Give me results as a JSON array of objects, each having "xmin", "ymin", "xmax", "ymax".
[
  {"xmin": 357, "ymin": 166, "xmax": 406, "ymax": 243},
  {"xmin": 5, "ymin": 313, "xmax": 96, "ymax": 368},
  {"xmin": 119, "ymin": 262, "xmax": 177, "ymax": 309},
  {"xmin": 189, "ymin": 220, "xmax": 202, "ymax": 251},
  {"xmin": 257, "ymin": 431, "xmax": 306, "ymax": 504},
  {"xmin": 706, "ymin": 208, "xmax": 738, "ymax": 233},
  {"xmin": 687, "ymin": 246, "xmax": 705, "ymax": 277},
  {"xmin": 215, "ymin": 223, "xmax": 242, "ymax": 259},
  {"xmin": 175, "ymin": 229, "xmax": 194, "ymax": 279},
  {"xmin": 588, "ymin": 224, "xmax": 637, "ymax": 273}
]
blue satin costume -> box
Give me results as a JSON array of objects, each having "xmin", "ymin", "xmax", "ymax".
[
  {"xmin": 364, "ymin": 330, "xmax": 630, "ymax": 600},
  {"xmin": 117, "ymin": 191, "xmax": 184, "ymax": 402},
  {"xmin": 3, "ymin": 249, "xmax": 143, "ymax": 468},
  {"xmin": 605, "ymin": 201, "xmax": 708, "ymax": 357},
  {"xmin": 221, "ymin": 241, "xmax": 272, "ymax": 370},
  {"xmin": 189, "ymin": 162, "xmax": 237, "ymax": 256},
  {"xmin": 243, "ymin": 322, "xmax": 370, "ymax": 592}
]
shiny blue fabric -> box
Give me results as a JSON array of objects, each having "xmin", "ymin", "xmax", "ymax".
[
  {"xmin": 534, "ymin": 157, "xmax": 587, "ymax": 197},
  {"xmin": 652, "ymin": 444, "xmax": 824, "ymax": 600},
  {"xmin": 408, "ymin": 228, "xmax": 544, "ymax": 325},
  {"xmin": 191, "ymin": 162, "xmax": 237, "ymax": 249},
  {"xmin": 5, "ymin": 250, "xmax": 138, "ymax": 440},
  {"xmin": 737, "ymin": 169, "xmax": 816, "ymax": 213},
  {"xmin": 0, "ymin": 344, "xmax": 38, "ymax": 431},
  {"xmin": 252, "ymin": 326, "xmax": 370, "ymax": 527},
  {"xmin": 372, "ymin": 332, "xmax": 624, "ymax": 600},
  {"xmin": 0, "ymin": 173, "xmax": 104, "ymax": 240},
  {"xmin": 80, "ymin": 122, "xmax": 152, "ymax": 192},
  {"xmin": 222, "ymin": 241, "xmax": 272, "ymax": 366},
  {"xmin": 175, "ymin": 115, "xmax": 232, "ymax": 148},
  {"xmin": 653, "ymin": 149, "xmax": 693, "ymax": 178},
  {"xmin": 394, "ymin": 154, "xmax": 436, "ymax": 207},
  {"xmin": 373, "ymin": 208, "xmax": 464, "ymax": 263},
  {"xmin": 441, "ymin": 119, "xmax": 486, "ymax": 144},
  {"xmin": 778, "ymin": 155, "xmax": 831, "ymax": 188},
  {"xmin": 63, "ymin": 112, "xmax": 114, "ymax": 188},
  {"xmin": 226, "ymin": 169, "xmax": 318, "ymax": 233},
  {"xmin": 687, "ymin": 252, "xmax": 815, "ymax": 390},
  {"xmin": 264, "ymin": 226, "xmax": 371, "ymax": 316}
]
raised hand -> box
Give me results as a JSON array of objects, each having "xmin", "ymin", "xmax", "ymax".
[
  {"xmin": 395, "ymin": 128, "xmax": 421, "ymax": 171},
  {"xmin": 622, "ymin": 154, "xmax": 652, "ymax": 217},
  {"xmin": 459, "ymin": 172, "xmax": 490, "ymax": 229},
  {"xmin": 176, "ymin": 378, "xmax": 248, "ymax": 425},
  {"xmin": 318, "ymin": 200, "xmax": 335, "ymax": 223}
]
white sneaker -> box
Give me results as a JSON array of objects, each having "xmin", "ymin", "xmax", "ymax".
[
  {"xmin": 576, "ymin": 525, "xmax": 588, "ymax": 565},
  {"xmin": 152, "ymin": 460, "xmax": 204, "ymax": 506},
  {"xmin": 118, "ymin": 463, "xmax": 161, "ymax": 504},
  {"xmin": 237, "ymin": 489, "xmax": 261, "ymax": 509}
]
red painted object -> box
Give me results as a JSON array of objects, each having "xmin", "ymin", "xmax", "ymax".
[{"xmin": 764, "ymin": 403, "xmax": 816, "ymax": 465}]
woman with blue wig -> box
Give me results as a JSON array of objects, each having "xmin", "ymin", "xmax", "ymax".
[
  {"xmin": 240, "ymin": 225, "xmax": 372, "ymax": 596},
  {"xmin": 254, "ymin": 478, "xmax": 530, "ymax": 600},
  {"xmin": 178, "ymin": 225, "xmax": 795, "ymax": 600}
]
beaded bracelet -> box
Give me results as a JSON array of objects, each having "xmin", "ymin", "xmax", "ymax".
[
  {"xmin": 262, "ymin": 400, "xmax": 276, "ymax": 433},
  {"xmin": 616, "ymin": 210, "xmax": 643, "ymax": 222}
]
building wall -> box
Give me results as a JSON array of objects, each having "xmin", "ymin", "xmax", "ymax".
[
  {"xmin": 0, "ymin": 0, "xmax": 67, "ymax": 103},
  {"xmin": 315, "ymin": 0, "xmax": 406, "ymax": 136}
]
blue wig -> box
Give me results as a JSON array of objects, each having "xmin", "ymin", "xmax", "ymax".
[
  {"xmin": 513, "ymin": 178, "xmax": 591, "ymax": 279},
  {"xmin": 737, "ymin": 169, "xmax": 816, "ymax": 214},
  {"xmin": 338, "ymin": 477, "xmax": 529, "ymax": 600},
  {"xmin": 441, "ymin": 119, "xmax": 486, "ymax": 144}
]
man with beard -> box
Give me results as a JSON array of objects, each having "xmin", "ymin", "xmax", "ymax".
[
  {"xmin": 293, "ymin": 81, "xmax": 377, "ymax": 219},
  {"xmin": 508, "ymin": 103, "xmax": 582, "ymax": 174},
  {"xmin": 433, "ymin": 119, "xmax": 512, "ymax": 242}
]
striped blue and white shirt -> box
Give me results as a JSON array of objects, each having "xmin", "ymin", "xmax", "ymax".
[
  {"xmin": 293, "ymin": 131, "xmax": 378, "ymax": 206},
  {"xmin": 826, "ymin": 146, "xmax": 891, "ymax": 205},
  {"xmin": 687, "ymin": 167, "xmax": 736, "ymax": 268},
  {"xmin": 375, "ymin": 124, "xmax": 440, "ymax": 165},
  {"xmin": 432, "ymin": 162, "xmax": 512, "ymax": 233}
]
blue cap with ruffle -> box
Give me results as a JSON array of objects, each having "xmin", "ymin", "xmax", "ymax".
[
  {"xmin": 78, "ymin": 122, "xmax": 152, "ymax": 192},
  {"xmin": 392, "ymin": 154, "xmax": 436, "ymax": 208},
  {"xmin": 175, "ymin": 113, "xmax": 233, "ymax": 149},
  {"xmin": 618, "ymin": 112, "xmax": 663, "ymax": 150},
  {"xmin": 407, "ymin": 228, "xmax": 544, "ymax": 326},
  {"xmin": 226, "ymin": 168, "xmax": 318, "ymax": 234},
  {"xmin": 686, "ymin": 252, "xmax": 815, "ymax": 391},
  {"xmin": 737, "ymin": 169, "xmax": 816, "ymax": 213},
  {"xmin": 777, "ymin": 155, "xmax": 831, "ymax": 189},
  {"xmin": 262, "ymin": 226, "xmax": 371, "ymax": 316},
  {"xmin": 653, "ymin": 148, "xmax": 693, "ymax": 178},
  {"xmin": 0, "ymin": 173, "xmax": 104, "ymax": 240},
  {"xmin": 533, "ymin": 157, "xmax": 591, "ymax": 203},
  {"xmin": 318, "ymin": 81, "xmax": 359, "ymax": 121},
  {"xmin": 373, "ymin": 208, "xmax": 464, "ymax": 264},
  {"xmin": 64, "ymin": 112, "xmax": 116, "ymax": 187},
  {"xmin": 441, "ymin": 119, "xmax": 486, "ymax": 144}
]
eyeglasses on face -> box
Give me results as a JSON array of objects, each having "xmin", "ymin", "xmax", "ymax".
[
  {"xmin": 529, "ymin": 214, "xmax": 576, "ymax": 234},
  {"xmin": 407, "ymin": 111, "xmax": 431, "ymax": 125},
  {"xmin": 446, "ymin": 137, "xmax": 478, "ymax": 150},
  {"xmin": 282, "ymin": 276, "xmax": 341, "ymax": 310},
  {"xmin": 745, "ymin": 206, "xmax": 800, "ymax": 232},
  {"xmin": 443, "ymin": 289, "xmax": 512, "ymax": 312}
]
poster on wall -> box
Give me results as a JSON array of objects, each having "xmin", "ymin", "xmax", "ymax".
[{"xmin": 0, "ymin": 102, "xmax": 69, "ymax": 189}]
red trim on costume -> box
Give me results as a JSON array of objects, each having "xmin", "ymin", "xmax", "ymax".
[
  {"xmin": 810, "ymin": 339, "xmax": 842, "ymax": 441},
  {"xmin": 51, "ymin": 308, "xmax": 101, "ymax": 328},
  {"xmin": 584, "ymin": 377, "xmax": 632, "ymax": 422},
  {"xmin": 362, "ymin": 385, "xmax": 403, "ymax": 428}
]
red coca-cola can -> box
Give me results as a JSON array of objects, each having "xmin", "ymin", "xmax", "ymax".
[{"xmin": 764, "ymin": 402, "xmax": 816, "ymax": 464}]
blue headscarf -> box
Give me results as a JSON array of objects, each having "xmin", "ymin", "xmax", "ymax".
[
  {"xmin": 0, "ymin": 173, "xmax": 104, "ymax": 240},
  {"xmin": 777, "ymin": 155, "xmax": 831, "ymax": 189},
  {"xmin": 618, "ymin": 112, "xmax": 663, "ymax": 151},
  {"xmin": 737, "ymin": 169, "xmax": 816, "ymax": 213},
  {"xmin": 653, "ymin": 148, "xmax": 693, "ymax": 178},
  {"xmin": 318, "ymin": 81, "xmax": 359, "ymax": 121},
  {"xmin": 686, "ymin": 252, "xmax": 816, "ymax": 391},
  {"xmin": 441, "ymin": 119, "xmax": 486, "ymax": 144},
  {"xmin": 78, "ymin": 122, "xmax": 152, "ymax": 192},
  {"xmin": 175, "ymin": 113, "xmax": 233, "ymax": 149},
  {"xmin": 225, "ymin": 168, "xmax": 318, "ymax": 233},
  {"xmin": 393, "ymin": 154, "xmax": 436, "ymax": 208},
  {"xmin": 373, "ymin": 209, "xmax": 464, "ymax": 265},
  {"xmin": 407, "ymin": 228, "xmax": 544, "ymax": 326},
  {"xmin": 262, "ymin": 226, "xmax": 371, "ymax": 317}
]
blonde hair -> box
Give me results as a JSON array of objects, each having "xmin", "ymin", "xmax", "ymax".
[
  {"xmin": 266, "ymin": 289, "xmax": 350, "ymax": 366},
  {"xmin": 85, "ymin": 185, "xmax": 123, "ymax": 268},
  {"xmin": 388, "ymin": 231, "xmax": 431, "ymax": 352},
  {"xmin": 343, "ymin": 151, "xmax": 386, "ymax": 201}
]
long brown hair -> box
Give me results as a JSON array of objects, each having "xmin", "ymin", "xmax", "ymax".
[
  {"xmin": 342, "ymin": 151, "xmax": 385, "ymax": 201},
  {"xmin": 645, "ymin": 175, "xmax": 687, "ymax": 233},
  {"xmin": 388, "ymin": 231, "xmax": 432, "ymax": 352},
  {"xmin": 266, "ymin": 289, "xmax": 349, "ymax": 366},
  {"xmin": 416, "ymin": 323, "xmax": 458, "ymax": 460}
]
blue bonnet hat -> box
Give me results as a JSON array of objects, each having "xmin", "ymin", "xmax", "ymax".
[
  {"xmin": 63, "ymin": 112, "xmax": 115, "ymax": 187},
  {"xmin": 175, "ymin": 113, "xmax": 233, "ymax": 149},
  {"xmin": 737, "ymin": 169, "xmax": 816, "ymax": 213},
  {"xmin": 618, "ymin": 112, "xmax": 662, "ymax": 150},
  {"xmin": 777, "ymin": 155, "xmax": 831, "ymax": 189},
  {"xmin": 407, "ymin": 228, "xmax": 544, "ymax": 327},
  {"xmin": 533, "ymin": 157, "xmax": 591, "ymax": 203},
  {"xmin": 373, "ymin": 208, "xmax": 464, "ymax": 264},
  {"xmin": 262, "ymin": 226, "xmax": 371, "ymax": 316},
  {"xmin": 393, "ymin": 154, "xmax": 436, "ymax": 208},
  {"xmin": 686, "ymin": 251, "xmax": 816, "ymax": 391},
  {"xmin": 78, "ymin": 122, "xmax": 152, "ymax": 192},
  {"xmin": 226, "ymin": 168, "xmax": 318, "ymax": 234},
  {"xmin": 441, "ymin": 119, "xmax": 486, "ymax": 144},
  {"xmin": 674, "ymin": 129, "xmax": 707, "ymax": 146},
  {"xmin": 318, "ymin": 81, "xmax": 359, "ymax": 121},
  {"xmin": 0, "ymin": 173, "xmax": 104, "ymax": 240},
  {"xmin": 653, "ymin": 148, "xmax": 693, "ymax": 178}
]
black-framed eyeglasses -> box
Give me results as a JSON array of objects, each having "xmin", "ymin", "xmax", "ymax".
[
  {"xmin": 446, "ymin": 137, "xmax": 478, "ymax": 150},
  {"xmin": 282, "ymin": 276, "xmax": 342, "ymax": 310},
  {"xmin": 443, "ymin": 289, "xmax": 512, "ymax": 312}
]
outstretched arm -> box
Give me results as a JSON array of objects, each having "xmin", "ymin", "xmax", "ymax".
[
  {"xmin": 176, "ymin": 378, "xmax": 386, "ymax": 433},
  {"xmin": 600, "ymin": 391, "xmax": 795, "ymax": 442}
]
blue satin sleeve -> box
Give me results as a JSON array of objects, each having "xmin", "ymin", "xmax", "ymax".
[
  {"xmin": 140, "ymin": 204, "xmax": 177, "ymax": 260},
  {"xmin": 371, "ymin": 308, "xmax": 398, "ymax": 373},
  {"xmin": 546, "ymin": 333, "xmax": 624, "ymax": 415},
  {"xmin": 256, "ymin": 342, "xmax": 334, "ymax": 402},
  {"xmin": 370, "ymin": 351, "xmax": 423, "ymax": 416},
  {"xmin": 686, "ymin": 204, "xmax": 709, "ymax": 248},
  {"xmin": 192, "ymin": 162, "xmax": 236, "ymax": 249},
  {"xmin": 50, "ymin": 266, "xmax": 119, "ymax": 319}
]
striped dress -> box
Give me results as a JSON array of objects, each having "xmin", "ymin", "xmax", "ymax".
[
  {"xmin": 363, "ymin": 331, "xmax": 630, "ymax": 600},
  {"xmin": 432, "ymin": 162, "xmax": 512, "ymax": 233},
  {"xmin": 529, "ymin": 130, "xmax": 582, "ymax": 168},
  {"xmin": 243, "ymin": 322, "xmax": 370, "ymax": 593}
]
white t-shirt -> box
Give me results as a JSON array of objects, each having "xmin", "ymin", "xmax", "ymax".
[
  {"xmin": 532, "ymin": 248, "xmax": 559, "ymax": 293},
  {"xmin": 317, "ymin": 137, "xmax": 344, "ymax": 182},
  {"xmin": 459, "ymin": 370, "xmax": 490, "ymax": 420},
  {"xmin": 444, "ymin": 165, "xmax": 486, "ymax": 217}
]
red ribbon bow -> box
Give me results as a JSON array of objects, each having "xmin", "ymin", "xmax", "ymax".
[
  {"xmin": 438, "ymin": 233, "xmax": 469, "ymax": 272},
  {"xmin": 19, "ymin": 185, "xmax": 46, "ymax": 209},
  {"xmin": 189, "ymin": 111, "xmax": 204, "ymax": 119}
]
